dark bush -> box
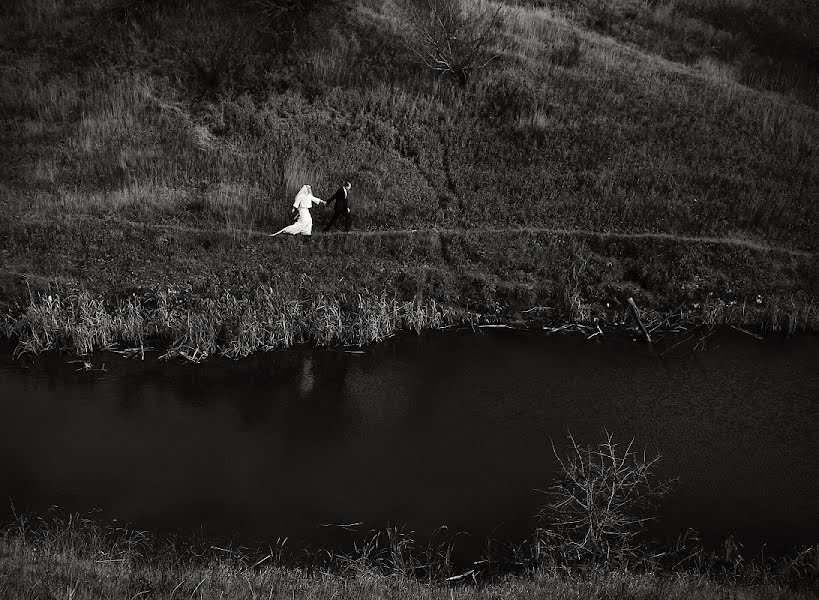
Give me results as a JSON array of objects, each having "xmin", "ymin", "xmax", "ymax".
[{"xmin": 479, "ymin": 69, "xmax": 539, "ymax": 120}]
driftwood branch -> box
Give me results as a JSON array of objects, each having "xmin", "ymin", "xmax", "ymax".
[{"xmin": 627, "ymin": 297, "xmax": 652, "ymax": 343}]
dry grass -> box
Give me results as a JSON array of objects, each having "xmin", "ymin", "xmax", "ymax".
[
  {"xmin": 13, "ymin": 292, "xmax": 146, "ymax": 357},
  {"xmin": 696, "ymin": 296, "xmax": 819, "ymax": 334},
  {"xmin": 11, "ymin": 288, "xmax": 473, "ymax": 360},
  {"xmin": 2, "ymin": 505, "xmax": 816, "ymax": 600}
]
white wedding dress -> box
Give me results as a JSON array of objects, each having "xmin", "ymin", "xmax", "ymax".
[{"xmin": 271, "ymin": 185, "xmax": 324, "ymax": 236}]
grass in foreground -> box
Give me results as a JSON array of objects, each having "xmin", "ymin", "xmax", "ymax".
[{"xmin": 2, "ymin": 512, "xmax": 817, "ymax": 600}]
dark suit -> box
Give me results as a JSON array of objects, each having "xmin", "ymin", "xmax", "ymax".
[{"xmin": 323, "ymin": 187, "xmax": 351, "ymax": 232}]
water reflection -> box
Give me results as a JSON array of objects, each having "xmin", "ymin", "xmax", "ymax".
[{"xmin": 0, "ymin": 330, "xmax": 817, "ymax": 559}]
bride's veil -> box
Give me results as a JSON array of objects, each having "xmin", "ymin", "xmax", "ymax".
[{"xmin": 294, "ymin": 185, "xmax": 311, "ymax": 202}]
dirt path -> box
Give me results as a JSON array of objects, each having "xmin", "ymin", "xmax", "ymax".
[
  {"xmin": 17, "ymin": 215, "xmax": 815, "ymax": 257},
  {"xmin": 335, "ymin": 226, "xmax": 814, "ymax": 256}
]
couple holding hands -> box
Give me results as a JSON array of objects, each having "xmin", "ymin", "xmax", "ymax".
[{"xmin": 271, "ymin": 181, "xmax": 353, "ymax": 237}]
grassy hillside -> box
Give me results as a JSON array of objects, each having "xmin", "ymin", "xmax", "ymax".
[
  {"xmin": 1, "ymin": 0, "xmax": 817, "ymax": 354},
  {"xmin": 543, "ymin": 0, "xmax": 819, "ymax": 107}
]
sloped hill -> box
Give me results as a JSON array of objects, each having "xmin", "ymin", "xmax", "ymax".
[
  {"xmin": 2, "ymin": 0, "xmax": 816, "ymax": 243},
  {"xmin": 1, "ymin": 0, "xmax": 817, "ymax": 352}
]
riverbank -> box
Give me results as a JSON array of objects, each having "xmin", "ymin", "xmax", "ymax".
[
  {"xmin": 2, "ymin": 515, "xmax": 817, "ymax": 600},
  {"xmin": 1, "ymin": 216, "xmax": 816, "ymax": 359}
]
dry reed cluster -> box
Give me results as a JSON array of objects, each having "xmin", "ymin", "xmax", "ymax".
[{"xmin": 11, "ymin": 289, "xmax": 473, "ymax": 360}]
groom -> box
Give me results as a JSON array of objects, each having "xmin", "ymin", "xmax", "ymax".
[{"xmin": 323, "ymin": 180, "xmax": 352, "ymax": 232}]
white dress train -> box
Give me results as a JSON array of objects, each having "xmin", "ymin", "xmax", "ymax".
[{"xmin": 271, "ymin": 185, "xmax": 324, "ymax": 236}]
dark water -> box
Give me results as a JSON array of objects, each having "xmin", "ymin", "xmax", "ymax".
[{"xmin": 1, "ymin": 330, "xmax": 817, "ymax": 559}]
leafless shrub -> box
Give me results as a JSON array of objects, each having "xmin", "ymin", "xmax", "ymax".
[
  {"xmin": 538, "ymin": 432, "xmax": 673, "ymax": 567},
  {"xmin": 402, "ymin": 0, "xmax": 506, "ymax": 86}
]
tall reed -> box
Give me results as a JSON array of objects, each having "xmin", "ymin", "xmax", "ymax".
[{"xmin": 11, "ymin": 288, "xmax": 474, "ymax": 360}]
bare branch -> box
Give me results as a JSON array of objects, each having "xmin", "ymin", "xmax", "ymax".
[
  {"xmin": 540, "ymin": 432, "xmax": 673, "ymax": 567},
  {"xmin": 401, "ymin": 0, "xmax": 506, "ymax": 86}
]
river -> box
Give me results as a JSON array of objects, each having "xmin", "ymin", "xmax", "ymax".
[{"xmin": 1, "ymin": 328, "xmax": 817, "ymax": 560}]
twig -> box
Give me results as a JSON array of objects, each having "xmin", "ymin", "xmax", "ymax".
[
  {"xmin": 252, "ymin": 555, "xmax": 271, "ymax": 568},
  {"xmin": 190, "ymin": 578, "xmax": 206, "ymax": 599},
  {"xmin": 543, "ymin": 324, "xmax": 571, "ymax": 334},
  {"xmin": 659, "ymin": 328, "xmax": 701, "ymax": 357},
  {"xmin": 729, "ymin": 324, "xmax": 763, "ymax": 339},
  {"xmin": 445, "ymin": 569, "xmax": 475, "ymax": 582},
  {"xmin": 522, "ymin": 305, "xmax": 551, "ymax": 313},
  {"xmin": 319, "ymin": 521, "xmax": 364, "ymax": 530},
  {"xmin": 170, "ymin": 578, "xmax": 187, "ymax": 600}
]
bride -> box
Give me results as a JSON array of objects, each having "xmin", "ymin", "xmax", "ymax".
[{"xmin": 271, "ymin": 185, "xmax": 326, "ymax": 236}]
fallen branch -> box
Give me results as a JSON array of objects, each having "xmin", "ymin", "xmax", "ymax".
[
  {"xmin": 627, "ymin": 297, "xmax": 652, "ymax": 343},
  {"xmin": 445, "ymin": 569, "xmax": 476, "ymax": 582},
  {"xmin": 729, "ymin": 324, "xmax": 763, "ymax": 339}
]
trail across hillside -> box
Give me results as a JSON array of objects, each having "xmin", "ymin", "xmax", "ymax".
[
  {"xmin": 9, "ymin": 215, "xmax": 813, "ymax": 257},
  {"xmin": 92, "ymin": 218, "xmax": 813, "ymax": 258},
  {"xmin": 332, "ymin": 227, "xmax": 814, "ymax": 257}
]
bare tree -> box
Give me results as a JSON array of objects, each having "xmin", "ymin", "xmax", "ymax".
[
  {"xmin": 538, "ymin": 432, "xmax": 673, "ymax": 566},
  {"xmin": 403, "ymin": 0, "xmax": 506, "ymax": 86}
]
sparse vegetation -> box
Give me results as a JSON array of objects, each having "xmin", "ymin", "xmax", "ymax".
[{"xmin": 10, "ymin": 286, "xmax": 471, "ymax": 360}]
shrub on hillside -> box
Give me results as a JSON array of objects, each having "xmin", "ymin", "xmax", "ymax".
[
  {"xmin": 401, "ymin": 0, "xmax": 507, "ymax": 86},
  {"xmin": 220, "ymin": 95, "xmax": 268, "ymax": 138},
  {"xmin": 173, "ymin": 12, "xmax": 264, "ymax": 97}
]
